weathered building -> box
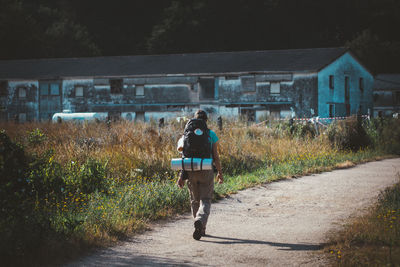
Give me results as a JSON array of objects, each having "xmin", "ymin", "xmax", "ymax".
[
  {"xmin": 373, "ymin": 74, "xmax": 400, "ymax": 117},
  {"xmin": 0, "ymin": 47, "xmax": 373, "ymax": 122}
]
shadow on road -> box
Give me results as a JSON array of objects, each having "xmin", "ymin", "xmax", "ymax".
[
  {"xmin": 200, "ymin": 235, "xmax": 322, "ymax": 251},
  {"xmin": 65, "ymin": 253, "xmax": 201, "ymax": 267}
]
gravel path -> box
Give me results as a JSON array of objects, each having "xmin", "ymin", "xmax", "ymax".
[{"xmin": 66, "ymin": 158, "xmax": 400, "ymax": 267}]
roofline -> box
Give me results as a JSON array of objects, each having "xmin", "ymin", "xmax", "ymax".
[
  {"xmin": 347, "ymin": 50, "xmax": 374, "ymax": 76},
  {"xmin": 374, "ymin": 88, "xmax": 400, "ymax": 91},
  {"xmin": 316, "ymin": 47, "xmax": 348, "ymax": 72},
  {"xmin": 317, "ymin": 48, "xmax": 374, "ymax": 76},
  {"xmin": 0, "ymin": 47, "xmax": 347, "ymax": 63},
  {"xmin": 2, "ymin": 70, "xmax": 318, "ymax": 81},
  {"xmin": 374, "ymin": 77, "xmax": 400, "ymax": 86},
  {"xmin": 0, "ymin": 47, "xmax": 345, "ymax": 80}
]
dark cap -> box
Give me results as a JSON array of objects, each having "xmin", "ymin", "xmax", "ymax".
[{"xmin": 195, "ymin": 109, "xmax": 208, "ymax": 121}]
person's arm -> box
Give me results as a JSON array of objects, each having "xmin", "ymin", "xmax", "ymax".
[
  {"xmin": 176, "ymin": 135, "xmax": 185, "ymax": 189},
  {"xmin": 177, "ymin": 172, "xmax": 185, "ymax": 188},
  {"xmin": 212, "ymin": 141, "xmax": 223, "ymax": 184}
]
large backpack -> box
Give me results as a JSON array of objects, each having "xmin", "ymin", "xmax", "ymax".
[{"xmin": 182, "ymin": 118, "xmax": 212, "ymax": 158}]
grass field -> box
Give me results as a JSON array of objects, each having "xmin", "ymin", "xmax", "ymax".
[
  {"xmin": 326, "ymin": 180, "xmax": 400, "ymax": 266},
  {"xmin": 0, "ymin": 116, "xmax": 399, "ymax": 266}
]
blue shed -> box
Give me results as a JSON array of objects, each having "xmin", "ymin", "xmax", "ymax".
[{"xmin": 318, "ymin": 52, "xmax": 374, "ymax": 118}]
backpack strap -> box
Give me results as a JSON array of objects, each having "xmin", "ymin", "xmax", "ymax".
[
  {"xmin": 191, "ymin": 157, "xmax": 194, "ymax": 171},
  {"xmin": 200, "ymin": 158, "xmax": 204, "ymax": 171},
  {"xmin": 181, "ymin": 158, "xmax": 185, "ymax": 171}
]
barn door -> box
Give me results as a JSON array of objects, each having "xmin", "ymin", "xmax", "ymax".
[{"xmin": 39, "ymin": 81, "xmax": 62, "ymax": 121}]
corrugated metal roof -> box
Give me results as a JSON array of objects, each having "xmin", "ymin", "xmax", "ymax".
[
  {"xmin": 0, "ymin": 47, "xmax": 347, "ymax": 80},
  {"xmin": 374, "ymin": 74, "xmax": 400, "ymax": 90}
]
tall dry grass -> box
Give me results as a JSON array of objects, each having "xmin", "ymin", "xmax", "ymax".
[{"xmin": 1, "ymin": 119, "xmax": 337, "ymax": 179}]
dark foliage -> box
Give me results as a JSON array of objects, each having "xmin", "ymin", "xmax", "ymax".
[
  {"xmin": 0, "ymin": 129, "xmax": 111, "ymax": 264},
  {"xmin": 0, "ymin": 0, "xmax": 399, "ymax": 73},
  {"xmin": 0, "ymin": 130, "xmax": 32, "ymax": 218},
  {"xmin": 327, "ymin": 116, "xmax": 371, "ymax": 151},
  {"xmin": 0, "ymin": 130, "xmax": 48, "ymax": 263}
]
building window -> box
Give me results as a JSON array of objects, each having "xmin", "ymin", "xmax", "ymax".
[
  {"xmin": 395, "ymin": 91, "xmax": 400, "ymax": 104},
  {"xmin": 329, "ymin": 104, "xmax": 334, "ymax": 118},
  {"xmin": 40, "ymin": 83, "xmax": 60, "ymax": 95},
  {"xmin": 359, "ymin": 77, "xmax": 364, "ymax": 93},
  {"xmin": 50, "ymin": 83, "xmax": 60, "ymax": 96},
  {"xmin": 135, "ymin": 85, "xmax": 144, "ymax": 96},
  {"xmin": 167, "ymin": 105, "xmax": 185, "ymax": 111},
  {"xmin": 345, "ymin": 76, "xmax": 350, "ymax": 101},
  {"xmin": 40, "ymin": 84, "xmax": 49, "ymax": 95},
  {"xmin": 373, "ymin": 93, "xmax": 379, "ymax": 102},
  {"xmin": 75, "ymin": 86, "xmax": 84, "ymax": 97},
  {"xmin": 240, "ymin": 108, "xmax": 255, "ymax": 122},
  {"xmin": 125, "ymin": 113, "xmax": 133, "ymax": 121},
  {"xmin": 299, "ymin": 92, "xmax": 303, "ymax": 109},
  {"xmin": 329, "ymin": 75, "xmax": 334, "ymax": 89},
  {"xmin": 358, "ymin": 105, "xmax": 363, "ymax": 114},
  {"xmin": 135, "ymin": 111, "xmax": 145, "ymax": 122},
  {"xmin": 270, "ymin": 106, "xmax": 281, "ymax": 119},
  {"xmin": 110, "ymin": 79, "xmax": 123, "ymax": 94},
  {"xmin": 225, "ymin": 75, "xmax": 239, "ymax": 80},
  {"xmin": 241, "ymin": 75, "xmax": 256, "ymax": 92},
  {"xmin": 18, "ymin": 87, "xmax": 27, "ymax": 98},
  {"xmin": 19, "ymin": 113, "xmax": 26, "ymax": 122},
  {"xmin": 0, "ymin": 81, "xmax": 8, "ymax": 96},
  {"xmin": 199, "ymin": 77, "xmax": 215, "ymax": 100},
  {"xmin": 108, "ymin": 111, "xmax": 121, "ymax": 121},
  {"xmin": 270, "ymin": 82, "xmax": 280, "ymax": 95}
]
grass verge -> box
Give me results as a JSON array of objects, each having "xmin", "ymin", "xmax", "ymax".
[
  {"xmin": 325, "ymin": 178, "xmax": 400, "ymax": 266},
  {"xmin": 215, "ymin": 150, "xmax": 391, "ymax": 197}
]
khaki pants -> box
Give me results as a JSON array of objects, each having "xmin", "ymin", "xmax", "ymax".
[{"xmin": 187, "ymin": 170, "xmax": 214, "ymax": 228}]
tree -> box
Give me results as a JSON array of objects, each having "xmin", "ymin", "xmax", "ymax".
[
  {"xmin": 0, "ymin": 0, "xmax": 100, "ymax": 59},
  {"xmin": 346, "ymin": 29, "xmax": 400, "ymax": 73}
]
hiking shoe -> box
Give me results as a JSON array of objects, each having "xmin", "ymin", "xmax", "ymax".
[
  {"xmin": 193, "ymin": 220, "xmax": 203, "ymax": 240},
  {"xmin": 201, "ymin": 227, "xmax": 206, "ymax": 237}
]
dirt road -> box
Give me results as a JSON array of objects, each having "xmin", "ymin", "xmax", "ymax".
[{"xmin": 67, "ymin": 158, "xmax": 400, "ymax": 266}]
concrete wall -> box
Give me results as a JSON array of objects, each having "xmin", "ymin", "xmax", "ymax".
[
  {"xmin": 373, "ymin": 90, "xmax": 400, "ymax": 116},
  {"xmin": 2, "ymin": 71, "xmax": 320, "ymax": 122},
  {"xmin": 7, "ymin": 80, "xmax": 39, "ymax": 122},
  {"xmin": 318, "ymin": 52, "xmax": 374, "ymax": 118},
  {"xmin": 217, "ymin": 73, "xmax": 317, "ymax": 119}
]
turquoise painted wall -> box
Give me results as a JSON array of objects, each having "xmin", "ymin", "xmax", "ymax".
[{"xmin": 318, "ymin": 52, "xmax": 373, "ymax": 118}]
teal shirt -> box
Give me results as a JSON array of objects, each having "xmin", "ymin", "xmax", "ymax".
[{"xmin": 209, "ymin": 129, "xmax": 218, "ymax": 145}]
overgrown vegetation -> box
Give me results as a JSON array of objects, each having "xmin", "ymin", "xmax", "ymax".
[
  {"xmin": 0, "ymin": 116, "xmax": 399, "ymax": 266},
  {"xmin": 326, "ymin": 180, "xmax": 400, "ymax": 266}
]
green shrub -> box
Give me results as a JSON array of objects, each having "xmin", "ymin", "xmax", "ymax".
[
  {"xmin": 0, "ymin": 130, "xmax": 53, "ymax": 262},
  {"xmin": 272, "ymin": 120, "xmax": 316, "ymax": 138},
  {"xmin": 327, "ymin": 116, "xmax": 371, "ymax": 151},
  {"xmin": 27, "ymin": 128, "xmax": 47, "ymax": 146},
  {"xmin": 28, "ymin": 149, "xmax": 65, "ymax": 201},
  {"xmin": 365, "ymin": 118, "xmax": 400, "ymax": 154},
  {"xmin": 65, "ymin": 158, "xmax": 109, "ymax": 194},
  {"xmin": 290, "ymin": 122, "xmax": 316, "ymax": 138},
  {"xmin": 0, "ymin": 130, "xmax": 32, "ymax": 217}
]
